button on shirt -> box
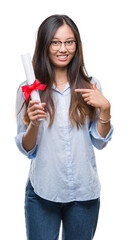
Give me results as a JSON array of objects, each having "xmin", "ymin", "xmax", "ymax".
[{"xmin": 15, "ymin": 77, "xmax": 113, "ymax": 203}]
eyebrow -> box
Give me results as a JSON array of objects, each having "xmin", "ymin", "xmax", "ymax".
[{"xmin": 52, "ymin": 37, "xmax": 75, "ymax": 40}]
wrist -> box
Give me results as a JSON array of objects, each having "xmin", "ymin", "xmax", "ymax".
[
  {"xmin": 99, "ymin": 101, "xmax": 111, "ymax": 114},
  {"xmin": 98, "ymin": 115, "xmax": 111, "ymax": 124},
  {"xmin": 30, "ymin": 121, "xmax": 40, "ymax": 128},
  {"xmin": 98, "ymin": 102, "xmax": 111, "ymax": 121}
]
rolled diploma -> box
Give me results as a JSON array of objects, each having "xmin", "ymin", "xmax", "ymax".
[
  {"xmin": 21, "ymin": 53, "xmax": 42, "ymax": 120},
  {"xmin": 21, "ymin": 53, "xmax": 41, "ymax": 102}
]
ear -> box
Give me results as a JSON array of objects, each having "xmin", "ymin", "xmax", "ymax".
[{"xmin": 92, "ymin": 82, "xmax": 97, "ymax": 90}]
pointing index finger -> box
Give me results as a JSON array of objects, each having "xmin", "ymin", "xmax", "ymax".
[{"xmin": 75, "ymin": 88, "xmax": 91, "ymax": 93}]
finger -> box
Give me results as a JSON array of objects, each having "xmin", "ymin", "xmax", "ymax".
[
  {"xmin": 28, "ymin": 104, "xmax": 44, "ymax": 113},
  {"xmin": 82, "ymin": 96, "xmax": 92, "ymax": 105},
  {"xmin": 29, "ymin": 113, "xmax": 47, "ymax": 122},
  {"xmin": 83, "ymin": 97, "xmax": 90, "ymax": 102},
  {"xmin": 41, "ymin": 102, "xmax": 47, "ymax": 111},
  {"xmin": 75, "ymin": 89, "xmax": 92, "ymax": 93},
  {"xmin": 31, "ymin": 114, "xmax": 47, "ymax": 121},
  {"xmin": 42, "ymin": 102, "xmax": 46, "ymax": 106},
  {"xmin": 32, "ymin": 112, "xmax": 47, "ymax": 118},
  {"xmin": 82, "ymin": 93, "xmax": 89, "ymax": 98},
  {"xmin": 29, "ymin": 109, "xmax": 47, "ymax": 117},
  {"xmin": 28, "ymin": 100, "xmax": 40, "ymax": 107},
  {"xmin": 86, "ymin": 101, "xmax": 92, "ymax": 105},
  {"xmin": 92, "ymin": 82, "xmax": 97, "ymax": 90}
]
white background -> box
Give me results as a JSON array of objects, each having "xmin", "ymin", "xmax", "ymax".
[{"xmin": 0, "ymin": 0, "xmax": 128, "ymax": 239}]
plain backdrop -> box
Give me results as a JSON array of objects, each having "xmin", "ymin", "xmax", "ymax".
[{"xmin": 0, "ymin": 0, "xmax": 128, "ymax": 239}]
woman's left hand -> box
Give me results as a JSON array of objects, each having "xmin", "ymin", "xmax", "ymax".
[{"xmin": 75, "ymin": 82, "xmax": 110, "ymax": 111}]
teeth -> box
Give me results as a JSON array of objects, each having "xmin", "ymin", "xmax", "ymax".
[{"xmin": 58, "ymin": 55, "xmax": 67, "ymax": 58}]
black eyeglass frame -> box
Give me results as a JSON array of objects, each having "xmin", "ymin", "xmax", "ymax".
[{"xmin": 50, "ymin": 40, "xmax": 77, "ymax": 48}]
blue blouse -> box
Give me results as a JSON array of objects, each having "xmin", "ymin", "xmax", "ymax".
[{"xmin": 15, "ymin": 77, "xmax": 113, "ymax": 203}]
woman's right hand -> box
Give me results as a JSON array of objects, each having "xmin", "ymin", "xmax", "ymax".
[{"xmin": 27, "ymin": 100, "xmax": 47, "ymax": 126}]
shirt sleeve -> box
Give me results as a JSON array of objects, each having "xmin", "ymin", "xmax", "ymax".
[
  {"xmin": 14, "ymin": 83, "xmax": 38, "ymax": 159},
  {"xmin": 89, "ymin": 118, "xmax": 113, "ymax": 150},
  {"xmin": 89, "ymin": 77, "xmax": 114, "ymax": 150}
]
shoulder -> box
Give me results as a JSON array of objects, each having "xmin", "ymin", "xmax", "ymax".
[
  {"xmin": 16, "ymin": 81, "xmax": 27, "ymax": 113},
  {"xmin": 90, "ymin": 76, "xmax": 102, "ymax": 92},
  {"xmin": 16, "ymin": 81, "xmax": 27, "ymax": 100},
  {"xmin": 17, "ymin": 81, "xmax": 27, "ymax": 91}
]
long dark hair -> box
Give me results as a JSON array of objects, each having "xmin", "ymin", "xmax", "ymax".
[{"xmin": 20, "ymin": 14, "xmax": 96, "ymax": 128}]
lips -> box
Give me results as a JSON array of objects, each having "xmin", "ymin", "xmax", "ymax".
[{"xmin": 57, "ymin": 55, "xmax": 68, "ymax": 61}]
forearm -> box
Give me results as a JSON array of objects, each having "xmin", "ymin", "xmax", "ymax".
[
  {"xmin": 22, "ymin": 122, "xmax": 39, "ymax": 151},
  {"xmin": 97, "ymin": 103, "xmax": 111, "ymax": 138}
]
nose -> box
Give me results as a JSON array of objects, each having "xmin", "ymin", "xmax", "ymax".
[{"xmin": 59, "ymin": 43, "xmax": 67, "ymax": 52}]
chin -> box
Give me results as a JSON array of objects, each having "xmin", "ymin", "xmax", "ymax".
[{"xmin": 53, "ymin": 62, "xmax": 69, "ymax": 68}]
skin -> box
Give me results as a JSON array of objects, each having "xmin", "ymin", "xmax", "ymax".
[
  {"xmin": 75, "ymin": 82, "xmax": 111, "ymax": 138},
  {"xmin": 49, "ymin": 23, "xmax": 76, "ymax": 90},
  {"xmin": 22, "ymin": 23, "xmax": 111, "ymax": 151},
  {"xmin": 22, "ymin": 24, "xmax": 76, "ymax": 151},
  {"xmin": 22, "ymin": 101, "xmax": 47, "ymax": 151}
]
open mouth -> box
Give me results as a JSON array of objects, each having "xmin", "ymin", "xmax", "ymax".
[{"xmin": 57, "ymin": 55, "xmax": 68, "ymax": 61}]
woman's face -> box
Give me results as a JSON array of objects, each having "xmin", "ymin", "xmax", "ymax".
[{"xmin": 49, "ymin": 24, "xmax": 76, "ymax": 69}]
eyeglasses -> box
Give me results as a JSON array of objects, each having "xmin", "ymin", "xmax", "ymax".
[{"xmin": 50, "ymin": 40, "xmax": 77, "ymax": 50}]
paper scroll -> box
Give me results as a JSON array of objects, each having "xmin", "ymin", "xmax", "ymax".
[{"xmin": 21, "ymin": 53, "xmax": 41, "ymax": 102}]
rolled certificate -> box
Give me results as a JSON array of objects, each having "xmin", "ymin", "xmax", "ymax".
[
  {"xmin": 21, "ymin": 53, "xmax": 41, "ymax": 102},
  {"xmin": 21, "ymin": 53, "xmax": 47, "ymax": 121}
]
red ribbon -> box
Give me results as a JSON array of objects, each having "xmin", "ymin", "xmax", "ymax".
[{"xmin": 22, "ymin": 79, "xmax": 47, "ymax": 101}]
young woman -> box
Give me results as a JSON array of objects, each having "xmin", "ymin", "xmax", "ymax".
[{"xmin": 15, "ymin": 14, "xmax": 113, "ymax": 240}]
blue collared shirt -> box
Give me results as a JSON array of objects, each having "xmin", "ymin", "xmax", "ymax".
[{"xmin": 15, "ymin": 78, "xmax": 113, "ymax": 203}]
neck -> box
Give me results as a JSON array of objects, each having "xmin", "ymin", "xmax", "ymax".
[{"xmin": 54, "ymin": 67, "xmax": 68, "ymax": 86}]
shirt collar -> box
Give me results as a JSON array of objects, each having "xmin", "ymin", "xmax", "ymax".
[{"xmin": 51, "ymin": 82, "xmax": 70, "ymax": 95}]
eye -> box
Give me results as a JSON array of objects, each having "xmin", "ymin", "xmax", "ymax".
[
  {"xmin": 51, "ymin": 41, "xmax": 60, "ymax": 45},
  {"xmin": 66, "ymin": 40, "xmax": 74, "ymax": 45}
]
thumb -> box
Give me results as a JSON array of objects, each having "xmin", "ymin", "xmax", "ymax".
[
  {"xmin": 93, "ymin": 82, "xmax": 97, "ymax": 90},
  {"xmin": 42, "ymin": 102, "xmax": 46, "ymax": 106}
]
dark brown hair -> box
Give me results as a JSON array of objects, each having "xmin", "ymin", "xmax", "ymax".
[{"xmin": 20, "ymin": 14, "xmax": 96, "ymax": 128}]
